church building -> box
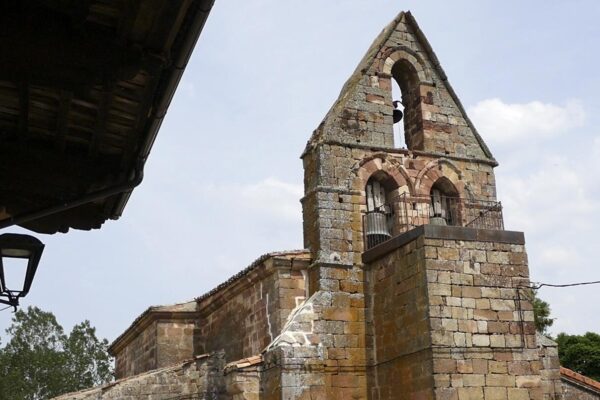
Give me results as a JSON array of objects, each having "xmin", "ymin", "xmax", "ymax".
[{"xmin": 54, "ymin": 11, "xmax": 599, "ymax": 400}]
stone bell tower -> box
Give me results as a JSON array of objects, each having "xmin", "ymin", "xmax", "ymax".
[{"xmin": 260, "ymin": 10, "xmax": 560, "ymax": 400}]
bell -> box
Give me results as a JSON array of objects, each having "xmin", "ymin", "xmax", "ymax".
[
  {"xmin": 393, "ymin": 108, "xmax": 403, "ymax": 124},
  {"xmin": 392, "ymin": 100, "xmax": 403, "ymax": 124}
]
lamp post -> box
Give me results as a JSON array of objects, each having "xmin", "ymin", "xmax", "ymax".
[{"xmin": 0, "ymin": 233, "xmax": 44, "ymax": 311}]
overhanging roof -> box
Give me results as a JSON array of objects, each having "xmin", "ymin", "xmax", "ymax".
[{"xmin": 0, "ymin": 0, "xmax": 214, "ymax": 233}]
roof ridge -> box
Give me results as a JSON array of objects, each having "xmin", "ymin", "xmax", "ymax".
[
  {"xmin": 109, "ymin": 249, "xmax": 310, "ymax": 352},
  {"xmin": 561, "ymin": 366, "xmax": 600, "ymax": 392},
  {"xmin": 195, "ymin": 249, "xmax": 310, "ymax": 303}
]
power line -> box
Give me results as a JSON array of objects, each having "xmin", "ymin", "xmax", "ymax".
[{"xmin": 529, "ymin": 280, "xmax": 600, "ymax": 290}]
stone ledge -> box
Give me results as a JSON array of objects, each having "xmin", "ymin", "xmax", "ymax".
[{"xmin": 362, "ymin": 225, "xmax": 525, "ymax": 264}]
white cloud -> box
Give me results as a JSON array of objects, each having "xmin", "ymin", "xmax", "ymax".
[
  {"xmin": 240, "ymin": 178, "xmax": 304, "ymax": 221},
  {"xmin": 490, "ymin": 119, "xmax": 600, "ymax": 334},
  {"xmin": 499, "ymin": 156, "xmax": 596, "ymax": 235},
  {"xmin": 201, "ymin": 177, "xmax": 303, "ymax": 222},
  {"xmin": 468, "ymin": 98, "xmax": 585, "ymax": 144}
]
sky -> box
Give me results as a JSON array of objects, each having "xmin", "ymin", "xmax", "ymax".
[{"xmin": 2, "ymin": 1, "xmax": 600, "ymax": 343}]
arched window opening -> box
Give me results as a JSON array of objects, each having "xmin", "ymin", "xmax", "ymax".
[
  {"xmin": 429, "ymin": 178, "xmax": 460, "ymax": 226},
  {"xmin": 391, "ymin": 79, "xmax": 407, "ymax": 149},
  {"xmin": 391, "ymin": 60, "xmax": 421, "ymax": 150},
  {"xmin": 364, "ymin": 174, "xmax": 395, "ymax": 249}
]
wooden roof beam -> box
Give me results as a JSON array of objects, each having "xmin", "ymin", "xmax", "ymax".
[
  {"xmin": 18, "ymin": 83, "xmax": 29, "ymax": 146},
  {"xmin": 89, "ymin": 84, "xmax": 113, "ymax": 157},
  {"xmin": 55, "ymin": 90, "xmax": 72, "ymax": 153}
]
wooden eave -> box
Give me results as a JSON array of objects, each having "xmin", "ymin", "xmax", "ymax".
[{"xmin": 0, "ymin": 0, "xmax": 215, "ymax": 233}]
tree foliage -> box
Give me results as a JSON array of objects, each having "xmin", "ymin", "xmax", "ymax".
[
  {"xmin": 556, "ymin": 332, "xmax": 600, "ymax": 381},
  {"xmin": 0, "ymin": 306, "xmax": 113, "ymax": 400},
  {"xmin": 531, "ymin": 292, "xmax": 555, "ymax": 334}
]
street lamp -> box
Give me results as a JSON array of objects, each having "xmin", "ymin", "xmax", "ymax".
[{"xmin": 0, "ymin": 233, "xmax": 44, "ymax": 311}]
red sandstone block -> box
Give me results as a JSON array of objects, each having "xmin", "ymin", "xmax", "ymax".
[
  {"xmin": 472, "ymin": 359, "xmax": 488, "ymax": 374},
  {"xmin": 366, "ymin": 94, "xmax": 385, "ymax": 105}
]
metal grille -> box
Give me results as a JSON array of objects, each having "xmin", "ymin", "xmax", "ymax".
[
  {"xmin": 362, "ymin": 193, "xmax": 504, "ymax": 250},
  {"xmin": 397, "ymin": 193, "xmax": 504, "ymax": 232},
  {"xmin": 363, "ymin": 211, "xmax": 394, "ymax": 249}
]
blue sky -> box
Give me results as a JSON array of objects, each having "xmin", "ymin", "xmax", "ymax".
[{"xmin": 2, "ymin": 1, "xmax": 599, "ymax": 342}]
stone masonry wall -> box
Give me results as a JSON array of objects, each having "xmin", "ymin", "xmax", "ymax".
[
  {"xmin": 114, "ymin": 321, "xmax": 157, "ymax": 379},
  {"xmin": 537, "ymin": 334, "xmax": 563, "ymax": 399},
  {"xmin": 367, "ymin": 233, "xmax": 434, "ymax": 399},
  {"xmin": 53, "ymin": 353, "xmax": 225, "ymax": 400},
  {"xmin": 112, "ymin": 304, "xmax": 198, "ymax": 380},
  {"xmin": 306, "ymin": 12, "xmax": 493, "ymax": 158},
  {"xmin": 302, "ymin": 144, "xmax": 497, "ymax": 268},
  {"xmin": 424, "ymin": 233, "xmax": 541, "ymax": 400},
  {"xmin": 156, "ymin": 320, "xmax": 195, "ymax": 370},
  {"xmin": 364, "ymin": 226, "xmax": 543, "ymax": 400},
  {"xmin": 196, "ymin": 256, "xmax": 308, "ymax": 363},
  {"xmin": 261, "ymin": 287, "xmax": 367, "ymax": 400}
]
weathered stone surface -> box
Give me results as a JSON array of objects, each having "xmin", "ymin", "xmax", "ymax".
[{"xmin": 52, "ymin": 353, "xmax": 226, "ymax": 400}]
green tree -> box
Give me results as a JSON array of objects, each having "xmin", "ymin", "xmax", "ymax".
[
  {"xmin": 0, "ymin": 306, "xmax": 113, "ymax": 400},
  {"xmin": 556, "ymin": 332, "xmax": 600, "ymax": 381},
  {"xmin": 531, "ymin": 292, "xmax": 555, "ymax": 335},
  {"xmin": 63, "ymin": 321, "xmax": 112, "ymax": 392}
]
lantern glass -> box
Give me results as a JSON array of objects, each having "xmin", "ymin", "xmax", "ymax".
[{"xmin": 1, "ymin": 257, "xmax": 29, "ymax": 293}]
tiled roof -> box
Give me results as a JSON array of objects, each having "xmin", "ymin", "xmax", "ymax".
[
  {"xmin": 224, "ymin": 355, "xmax": 263, "ymax": 374},
  {"xmin": 561, "ymin": 366, "xmax": 600, "ymax": 393}
]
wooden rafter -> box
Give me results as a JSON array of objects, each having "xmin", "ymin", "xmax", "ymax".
[
  {"xmin": 89, "ymin": 83, "xmax": 114, "ymax": 157},
  {"xmin": 120, "ymin": 68, "xmax": 161, "ymax": 168},
  {"xmin": 55, "ymin": 90, "xmax": 73, "ymax": 152},
  {"xmin": 18, "ymin": 82, "xmax": 29, "ymax": 145},
  {"xmin": 116, "ymin": 0, "xmax": 140, "ymax": 42}
]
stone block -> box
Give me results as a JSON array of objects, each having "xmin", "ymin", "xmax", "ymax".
[
  {"xmin": 463, "ymin": 374, "xmax": 485, "ymax": 387},
  {"xmin": 438, "ymin": 247, "xmax": 460, "ymax": 261},
  {"xmin": 489, "ymin": 361, "xmax": 508, "ymax": 374},
  {"xmin": 486, "ymin": 374, "xmax": 515, "ymax": 387},
  {"xmin": 472, "ymin": 334, "xmax": 490, "ymax": 347},
  {"xmin": 434, "ymin": 359, "xmax": 457, "ymax": 374},
  {"xmin": 456, "ymin": 360, "xmax": 473, "ymax": 374},
  {"xmin": 484, "ymin": 387, "xmax": 507, "ymax": 400},
  {"xmin": 490, "ymin": 299, "xmax": 515, "ymax": 312},
  {"xmin": 436, "ymin": 388, "xmax": 458, "ymax": 400},
  {"xmin": 507, "ymin": 388, "xmax": 530, "ymax": 400},
  {"xmin": 468, "ymin": 360, "xmax": 486, "ymax": 375},
  {"xmin": 515, "ymin": 375, "xmax": 540, "ymax": 388},
  {"xmin": 457, "ymin": 387, "xmax": 484, "ymax": 400},
  {"xmin": 487, "ymin": 252, "xmax": 510, "ymax": 265},
  {"xmin": 490, "ymin": 335, "xmax": 506, "ymax": 348}
]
